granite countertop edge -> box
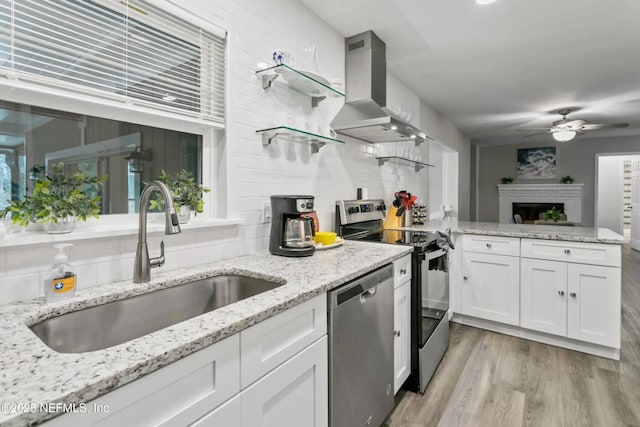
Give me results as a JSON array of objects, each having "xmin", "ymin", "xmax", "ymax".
[
  {"xmin": 0, "ymin": 241, "xmax": 413, "ymax": 427},
  {"xmin": 392, "ymin": 220, "xmax": 625, "ymax": 245}
]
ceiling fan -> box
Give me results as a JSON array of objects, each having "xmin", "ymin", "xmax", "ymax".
[{"xmin": 519, "ymin": 109, "xmax": 629, "ymax": 142}]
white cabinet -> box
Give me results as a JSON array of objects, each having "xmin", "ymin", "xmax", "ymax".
[
  {"xmin": 521, "ymin": 258, "xmax": 568, "ymax": 336},
  {"xmin": 393, "ymin": 254, "xmax": 412, "ymax": 285},
  {"xmin": 44, "ymin": 334, "xmax": 241, "ymax": 427},
  {"xmin": 521, "ymin": 239, "xmax": 620, "ymax": 267},
  {"xmin": 392, "ymin": 254, "xmax": 412, "ymax": 394},
  {"xmin": 567, "ymin": 263, "xmax": 621, "ymax": 347},
  {"xmin": 242, "ymin": 336, "xmax": 328, "ymax": 427},
  {"xmin": 521, "ymin": 243, "xmax": 621, "ymax": 349},
  {"xmin": 393, "ymin": 279, "xmax": 411, "ymax": 394},
  {"xmin": 462, "ymin": 251, "xmax": 520, "ymax": 325},
  {"xmin": 463, "ymin": 234, "xmax": 520, "ymax": 257},
  {"xmin": 240, "ymin": 294, "xmax": 326, "ymax": 388}
]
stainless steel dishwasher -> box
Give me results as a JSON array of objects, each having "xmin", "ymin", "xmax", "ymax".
[{"xmin": 328, "ymin": 264, "xmax": 394, "ymax": 427}]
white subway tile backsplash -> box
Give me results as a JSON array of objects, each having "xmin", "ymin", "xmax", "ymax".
[
  {"xmin": 96, "ymin": 260, "xmax": 125, "ymax": 287},
  {"xmin": 75, "ymin": 263, "xmax": 98, "ymax": 290},
  {"xmin": 0, "ymin": 273, "xmax": 41, "ymax": 305}
]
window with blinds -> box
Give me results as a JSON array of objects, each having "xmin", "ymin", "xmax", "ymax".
[{"xmin": 0, "ymin": 0, "xmax": 225, "ymax": 124}]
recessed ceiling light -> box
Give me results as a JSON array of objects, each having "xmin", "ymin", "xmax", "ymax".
[
  {"xmin": 390, "ymin": 125, "xmax": 398, "ymax": 131},
  {"xmin": 476, "ymin": 0, "xmax": 497, "ymax": 4}
]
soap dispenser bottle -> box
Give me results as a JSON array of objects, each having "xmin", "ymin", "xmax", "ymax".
[{"xmin": 44, "ymin": 243, "xmax": 77, "ymax": 302}]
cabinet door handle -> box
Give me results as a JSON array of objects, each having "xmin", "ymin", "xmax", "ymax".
[
  {"xmin": 400, "ymin": 268, "xmax": 407, "ymax": 275},
  {"xmin": 463, "ymin": 276, "xmax": 468, "ymax": 280},
  {"xmin": 564, "ymin": 249, "xmax": 571, "ymax": 254},
  {"xmin": 394, "ymin": 330, "xmax": 400, "ymax": 337},
  {"xmin": 570, "ymin": 292, "xmax": 577, "ymax": 298},
  {"xmin": 486, "ymin": 243, "xmax": 492, "ymax": 248},
  {"xmin": 558, "ymin": 290, "xmax": 565, "ymax": 296}
]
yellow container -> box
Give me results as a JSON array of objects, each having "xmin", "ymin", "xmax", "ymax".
[{"xmin": 314, "ymin": 231, "xmax": 337, "ymax": 245}]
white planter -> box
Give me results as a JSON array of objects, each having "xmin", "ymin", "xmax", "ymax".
[
  {"xmin": 43, "ymin": 217, "xmax": 76, "ymax": 234},
  {"xmin": 177, "ymin": 206, "xmax": 191, "ymax": 224}
]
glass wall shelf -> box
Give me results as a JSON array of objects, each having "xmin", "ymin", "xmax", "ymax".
[
  {"xmin": 256, "ymin": 126, "xmax": 346, "ymax": 153},
  {"xmin": 255, "ymin": 64, "xmax": 345, "ymax": 107},
  {"xmin": 376, "ymin": 156, "xmax": 434, "ymax": 172}
]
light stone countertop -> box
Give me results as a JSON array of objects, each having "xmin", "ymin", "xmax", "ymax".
[
  {"xmin": 0, "ymin": 240, "xmax": 412, "ymax": 427},
  {"xmin": 391, "ymin": 220, "xmax": 625, "ymax": 244}
]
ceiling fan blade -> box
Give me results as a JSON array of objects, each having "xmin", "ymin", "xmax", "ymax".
[
  {"xmin": 565, "ymin": 119, "xmax": 586, "ymax": 130},
  {"xmin": 523, "ymin": 132, "xmax": 550, "ymax": 138},
  {"xmin": 581, "ymin": 123, "xmax": 629, "ymax": 130},
  {"xmin": 517, "ymin": 128, "xmax": 552, "ymax": 132}
]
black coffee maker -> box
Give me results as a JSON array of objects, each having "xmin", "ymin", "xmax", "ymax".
[{"xmin": 269, "ymin": 195, "xmax": 316, "ymax": 257}]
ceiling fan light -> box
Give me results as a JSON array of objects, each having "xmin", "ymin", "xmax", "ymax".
[{"xmin": 552, "ymin": 130, "xmax": 576, "ymax": 142}]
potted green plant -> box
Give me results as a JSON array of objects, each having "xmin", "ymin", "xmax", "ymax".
[
  {"xmin": 544, "ymin": 206, "xmax": 562, "ymax": 222},
  {"xmin": 150, "ymin": 169, "xmax": 210, "ymax": 224},
  {"xmin": 561, "ymin": 175, "xmax": 575, "ymax": 184},
  {"xmin": 500, "ymin": 177, "xmax": 514, "ymax": 184},
  {"xmin": 0, "ymin": 162, "xmax": 107, "ymax": 233}
]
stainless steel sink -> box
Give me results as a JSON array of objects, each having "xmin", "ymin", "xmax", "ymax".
[{"xmin": 29, "ymin": 275, "xmax": 285, "ymax": 353}]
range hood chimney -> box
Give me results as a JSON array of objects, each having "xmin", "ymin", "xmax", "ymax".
[{"xmin": 331, "ymin": 31, "xmax": 428, "ymax": 144}]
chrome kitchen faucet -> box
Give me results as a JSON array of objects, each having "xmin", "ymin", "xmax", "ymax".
[{"xmin": 133, "ymin": 180, "xmax": 181, "ymax": 283}]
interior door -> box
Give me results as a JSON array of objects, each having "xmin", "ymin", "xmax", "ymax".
[{"xmin": 632, "ymin": 160, "xmax": 640, "ymax": 251}]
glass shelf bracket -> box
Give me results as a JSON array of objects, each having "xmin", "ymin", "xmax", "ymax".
[
  {"xmin": 255, "ymin": 64, "xmax": 345, "ymax": 108},
  {"xmin": 256, "ymin": 126, "xmax": 346, "ymax": 154},
  {"xmin": 376, "ymin": 156, "xmax": 434, "ymax": 172}
]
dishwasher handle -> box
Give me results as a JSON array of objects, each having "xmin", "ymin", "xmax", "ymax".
[
  {"xmin": 360, "ymin": 286, "xmax": 377, "ymax": 303},
  {"xmin": 329, "ymin": 264, "xmax": 393, "ymax": 309}
]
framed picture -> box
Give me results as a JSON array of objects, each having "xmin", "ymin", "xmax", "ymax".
[{"xmin": 517, "ymin": 147, "xmax": 556, "ymax": 179}]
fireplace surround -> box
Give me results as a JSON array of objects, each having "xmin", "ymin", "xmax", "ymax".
[
  {"xmin": 498, "ymin": 184, "xmax": 583, "ymax": 224},
  {"xmin": 513, "ymin": 202, "xmax": 565, "ymax": 223}
]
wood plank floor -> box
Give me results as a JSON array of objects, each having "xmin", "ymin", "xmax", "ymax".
[{"xmin": 387, "ymin": 245, "xmax": 640, "ymax": 427}]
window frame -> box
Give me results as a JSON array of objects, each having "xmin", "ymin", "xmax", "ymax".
[{"xmin": 0, "ymin": 0, "xmax": 229, "ymax": 221}]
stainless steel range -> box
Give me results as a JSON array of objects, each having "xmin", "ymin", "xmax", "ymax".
[{"xmin": 335, "ymin": 199, "xmax": 451, "ymax": 393}]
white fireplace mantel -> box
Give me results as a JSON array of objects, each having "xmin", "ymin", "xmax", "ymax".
[{"xmin": 498, "ymin": 184, "xmax": 584, "ymax": 224}]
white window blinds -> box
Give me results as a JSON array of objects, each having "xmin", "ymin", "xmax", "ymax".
[{"xmin": 0, "ymin": 0, "xmax": 225, "ymax": 124}]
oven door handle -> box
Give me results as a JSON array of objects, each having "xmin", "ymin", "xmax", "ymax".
[{"xmin": 425, "ymin": 248, "xmax": 447, "ymax": 260}]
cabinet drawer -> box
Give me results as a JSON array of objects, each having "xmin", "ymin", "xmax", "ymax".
[
  {"xmin": 393, "ymin": 254, "xmax": 412, "ymax": 287},
  {"xmin": 521, "ymin": 239, "xmax": 621, "ymax": 267},
  {"xmin": 240, "ymin": 294, "xmax": 326, "ymax": 388},
  {"xmin": 44, "ymin": 334, "xmax": 240, "ymax": 427},
  {"xmin": 463, "ymin": 234, "xmax": 520, "ymax": 257}
]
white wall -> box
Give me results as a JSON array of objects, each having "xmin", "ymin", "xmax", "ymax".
[
  {"xmin": 597, "ymin": 157, "xmax": 624, "ymax": 234},
  {"xmin": 420, "ymin": 100, "xmax": 471, "ymax": 220},
  {"xmin": 0, "ymin": 0, "xmax": 469, "ymax": 305},
  {"xmin": 596, "ymin": 154, "xmax": 640, "ymax": 235}
]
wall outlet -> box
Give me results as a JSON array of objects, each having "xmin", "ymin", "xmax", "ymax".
[{"xmin": 262, "ymin": 200, "xmax": 272, "ymax": 223}]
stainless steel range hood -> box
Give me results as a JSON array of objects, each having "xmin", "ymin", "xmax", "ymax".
[{"xmin": 331, "ymin": 31, "xmax": 429, "ymax": 144}]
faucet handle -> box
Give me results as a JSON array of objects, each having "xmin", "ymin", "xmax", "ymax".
[
  {"xmin": 171, "ymin": 213, "xmax": 179, "ymax": 227},
  {"xmin": 150, "ymin": 241, "xmax": 166, "ymax": 268}
]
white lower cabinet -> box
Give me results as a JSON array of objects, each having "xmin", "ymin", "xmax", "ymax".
[
  {"xmin": 520, "ymin": 258, "xmax": 568, "ymax": 336},
  {"xmin": 242, "ymin": 336, "xmax": 328, "ymax": 427},
  {"xmin": 521, "ymin": 258, "xmax": 621, "ymax": 348},
  {"xmin": 461, "ymin": 251, "xmax": 520, "ymax": 325},
  {"xmin": 567, "ymin": 263, "xmax": 621, "ymax": 347},
  {"xmin": 393, "ymin": 279, "xmax": 411, "ymax": 394}
]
